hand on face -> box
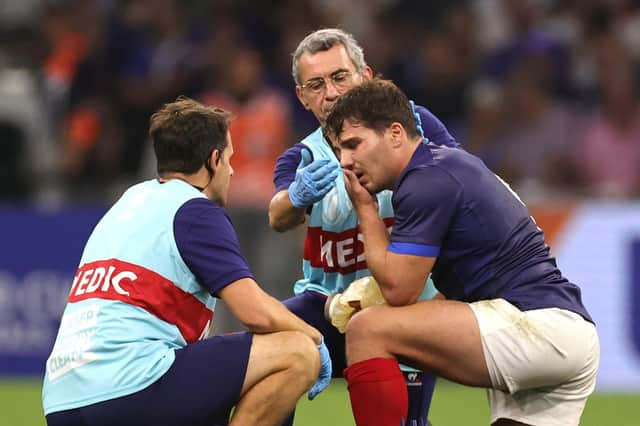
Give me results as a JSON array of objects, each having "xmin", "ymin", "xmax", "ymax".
[{"xmin": 343, "ymin": 169, "xmax": 377, "ymax": 212}]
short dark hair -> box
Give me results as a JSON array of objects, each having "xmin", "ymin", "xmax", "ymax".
[
  {"xmin": 149, "ymin": 96, "xmax": 232, "ymax": 175},
  {"xmin": 325, "ymin": 78, "xmax": 418, "ymax": 139}
]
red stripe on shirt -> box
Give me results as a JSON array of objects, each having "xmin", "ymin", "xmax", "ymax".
[
  {"xmin": 68, "ymin": 259, "xmax": 212, "ymax": 343},
  {"xmin": 303, "ymin": 217, "xmax": 395, "ymax": 275}
]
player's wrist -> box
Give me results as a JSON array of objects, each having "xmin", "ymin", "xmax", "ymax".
[{"xmin": 355, "ymin": 201, "xmax": 379, "ymax": 220}]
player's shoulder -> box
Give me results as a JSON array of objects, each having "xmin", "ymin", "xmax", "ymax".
[
  {"xmin": 399, "ymin": 163, "xmax": 461, "ymax": 194},
  {"xmin": 425, "ymin": 141, "xmax": 475, "ymax": 164},
  {"xmin": 398, "ymin": 144, "xmax": 465, "ymax": 193},
  {"xmin": 175, "ymin": 197, "xmax": 227, "ymax": 224},
  {"xmin": 417, "ymin": 142, "xmax": 499, "ymax": 199},
  {"xmin": 407, "ymin": 141, "xmax": 462, "ymax": 168}
]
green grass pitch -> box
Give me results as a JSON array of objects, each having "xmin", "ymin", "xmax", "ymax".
[{"xmin": 2, "ymin": 378, "xmax": 638, "ymax": 425}]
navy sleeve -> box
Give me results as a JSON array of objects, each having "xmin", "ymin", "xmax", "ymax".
[
  {"xmin": 390, "ymin": 166, "xmax": 462, "ymax": 256},
  {"xmin": 174, "ymin": 198, "xmax": 254, "ymax": 297},
  {"xmin": 273, "ymin": 143, "xmax": 312, "ymax": 193},
  {"xmin": 414, "ymin": 104, "xmax": 459, "ymax": 148}
]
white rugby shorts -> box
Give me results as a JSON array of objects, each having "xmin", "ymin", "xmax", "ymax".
[{"xmin": 469, "ymin": 298, "xmax": 600, "ymax": 426}]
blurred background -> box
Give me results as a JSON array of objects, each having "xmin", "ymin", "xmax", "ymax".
[{"xmin": 0, "ymin": 0, "xmax": 639, "ymax": 424}]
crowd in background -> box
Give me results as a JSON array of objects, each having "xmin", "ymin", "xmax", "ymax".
[
  {"xmin": 1, "ymin": 0, "xmax": 638, "ymax": 331},
  {"xmin": 1, "ymin": 0, "xmax": 639, "ymax": 206}
]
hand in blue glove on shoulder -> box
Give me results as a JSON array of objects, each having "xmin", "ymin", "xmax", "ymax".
[
  {"xmin": 308, "ymin": 337, "xmax": 332, "ymax": 400},
  {"xmin": 288, "ymin": 149, "xmax": 340, "ymax": 208},
  {"xmin": 409, "ymin": 100, "xmax": 425, "ymax": 138}
]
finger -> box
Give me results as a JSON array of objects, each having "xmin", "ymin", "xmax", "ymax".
[
  {"xmin": 343, "ymin": 168, "xmax": 357, "ymax": 182},
  {"xmin": 410, "ymin": 100, "xmax": 425, "ymax": 137},
  {"xmin": 342, "ymin": 170, "xmax": 353, "ymax": 192},
  {"xmin": 308, "ymin": 385, "xmax": 318, "ymax": 400},
  {"xmin": 305, "ymin": 158, "xmax": 332, "ymax": 174},
  {"xmin": 299, "ymin": 148, "xmax": 313, "ymax": 167},
  {"xmin": 310, "ymin": 161, "xmax": 338, "ymax": 179},
  {"xmin": 315, "ymin": 182, "xmax": 335, "ymax": 198},
  {"xmin": 316, "ymin": 182, "xmax": 336, "ymax": 198},
  {"xmin": 315, "ymin": 167, "xmax": 340, "ymax": 187},
  {"xmin": 343, "ymin": 169, "xmax": 360, "ymax": 190}
]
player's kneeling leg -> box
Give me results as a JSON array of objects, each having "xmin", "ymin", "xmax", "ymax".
[{"xmin": 344, "ymin": 307, "xmax": 409, "ymax": 426}]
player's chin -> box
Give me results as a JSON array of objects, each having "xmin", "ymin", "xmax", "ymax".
[
  {"xmin": 363, "ymin": 181, "xmax": 381, "ymax": 194},
  {"xmin": 357, "ymin": 175, "xmax": 372, "ymax": 190}
]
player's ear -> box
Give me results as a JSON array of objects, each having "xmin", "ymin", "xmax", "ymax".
[
  {"xmin": 389, "ymin": 122, "xmax": 404, "ymax": 147},
  {"xmin": 295, "ymin": 85, "xmax": 310, "ymax": 110}
]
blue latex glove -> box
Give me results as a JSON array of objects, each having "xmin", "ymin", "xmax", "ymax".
[
  {"xmin": 308, "ymin": 338, "xmax": 332, "ymax": 400},
  {"xmin": 288, "ymin": 149, "xmax": 340, "ymax": 208},
  {"xmin": 409, "ymin": 100, "xmax": 425, "ymax": 138}
]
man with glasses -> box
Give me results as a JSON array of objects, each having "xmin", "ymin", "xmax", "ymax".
[{"xmin": 269, "ymin": 28, "xmax": 458, "ymax": 425}]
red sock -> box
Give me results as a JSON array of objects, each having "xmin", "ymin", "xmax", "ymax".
[{"xmin": 344, "ymin": 358, "xmax": 408, "ymax": 426}]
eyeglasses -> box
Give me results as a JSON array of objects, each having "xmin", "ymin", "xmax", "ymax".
[{"xmin": 299, "ymin": 70, "xmax": 356, "ymax": 95}]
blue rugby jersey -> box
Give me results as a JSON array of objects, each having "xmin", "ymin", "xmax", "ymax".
[
  {"xmin": 389, "ymin": 142, "xmax": 592, "ymax": 322},
  {"xmin": 43, "ymin": 179, "xmax": 254, "ymax": 415}
]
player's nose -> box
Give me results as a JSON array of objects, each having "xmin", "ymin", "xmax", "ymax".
[{"xmin": 339, "ymin": 152, "xmax": 353, "ymax": 169}]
